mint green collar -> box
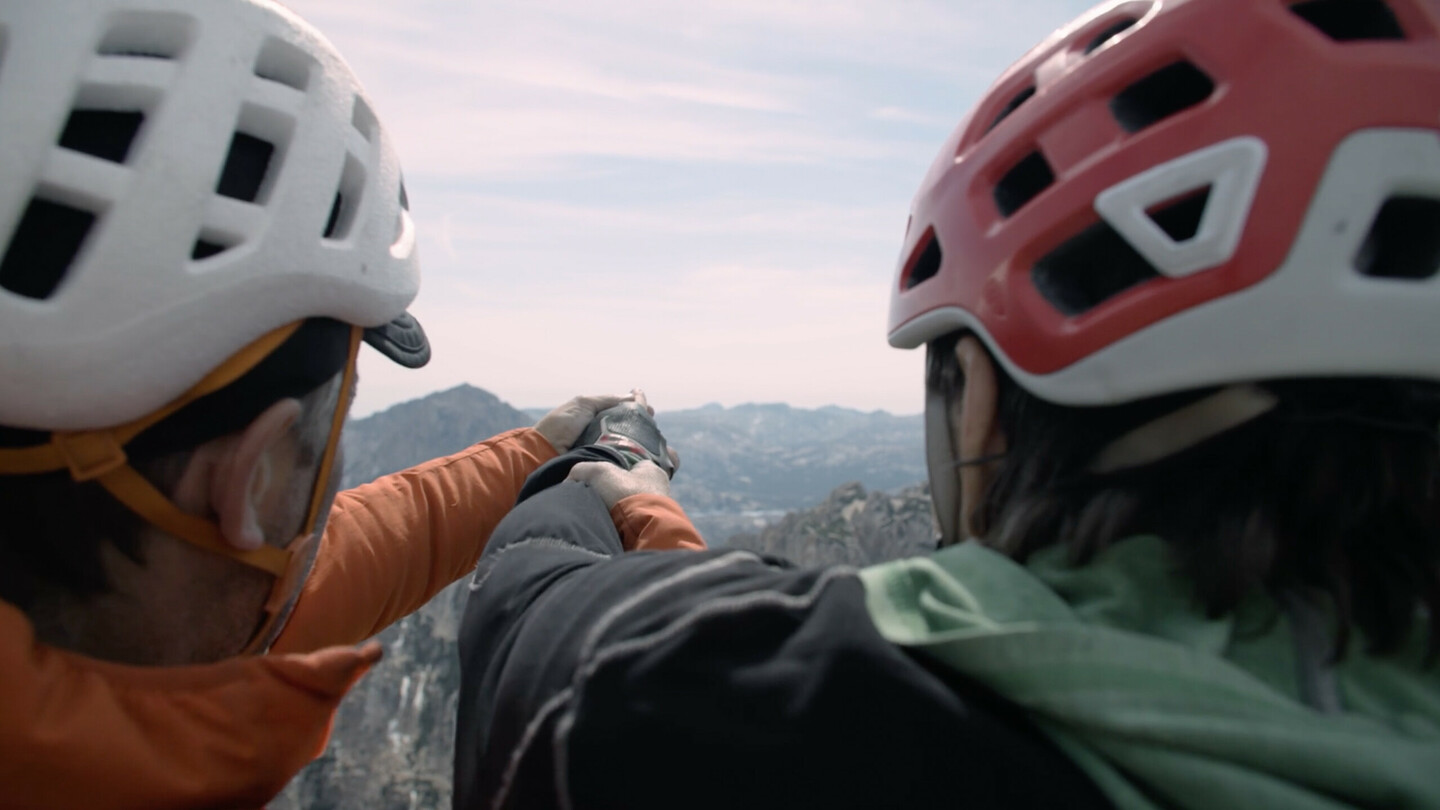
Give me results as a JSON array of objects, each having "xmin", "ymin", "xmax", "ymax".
[{"xmin": 859, "ymin": 538, "xmax": 1440, "ymax": 810}]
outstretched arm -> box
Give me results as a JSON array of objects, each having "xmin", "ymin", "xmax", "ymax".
[
  {"xmin": 271, "ymin": 426, "xmax": 556, "ymax": 654},
  {"xmin": 271, "ymin": 394, "xmax": 655, "ymax": 654},
  {"xmin": 451, "ymin": 476, "xmax": 1096, "ymax": 810}
]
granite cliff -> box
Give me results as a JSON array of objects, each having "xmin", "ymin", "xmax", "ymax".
[{"xmin": 727, "ymin": 480, "xmax": 936, "ymax": 567}]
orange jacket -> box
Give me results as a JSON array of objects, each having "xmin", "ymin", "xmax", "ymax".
[{"xmin": 0, "ymin": 428, "xmax": 704, "ymax": 809}]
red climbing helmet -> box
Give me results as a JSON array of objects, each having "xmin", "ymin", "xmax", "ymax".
[{"xmin": 889, "ymin": 0, "xmax": 1440, "ymax": 406}]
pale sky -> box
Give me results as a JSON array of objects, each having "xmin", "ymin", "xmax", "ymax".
[{"xmin": 285, "ymin": 0, "xmax": 1101, "ymax": 417}]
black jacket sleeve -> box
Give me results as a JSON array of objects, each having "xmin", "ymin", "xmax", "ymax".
[{"xmin": 453, "ymin": 479, "xmax": 1112, "ymax": 810}]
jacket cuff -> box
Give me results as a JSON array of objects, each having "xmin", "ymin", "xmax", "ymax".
[{"xmin": 610, "ymin": 494, "xmax": 707, "ymax": 552}]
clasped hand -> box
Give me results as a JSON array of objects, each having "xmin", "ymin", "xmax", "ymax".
[{"xmin": 533, "ymin": 389, "xmax": 679, "ymax": 509}]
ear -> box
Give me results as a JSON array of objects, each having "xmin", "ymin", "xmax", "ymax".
[
  {"xmin": 953, "ymin": 337, "xmax": 1007, "ymax": 539},
  {"xmin": 170, "ymin": 399, "xmax": 302, "ymax": 552}
]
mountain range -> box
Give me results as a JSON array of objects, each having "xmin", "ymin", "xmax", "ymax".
[
  {"xmin": 346, "ymin": 384, "xmax": 926, "ymax": 545},
  {"xmin": 273, "ymin": 385, "xmax": 934, "ymax": 809}
]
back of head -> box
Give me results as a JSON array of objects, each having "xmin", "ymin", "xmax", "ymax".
[{"xmin": 887, "ymin": 0, "xmax": 1440, "ymax": 657}]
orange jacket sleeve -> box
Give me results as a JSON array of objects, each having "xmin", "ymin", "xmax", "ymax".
[
  {"xmin": 0, "ymin": 602, "xmax": 380, "ymax": 810},
  {"xmin": 271, "ymin": 428, "xmax": 556, "ymax": 654},
  {"xmin": 611, "ymin": 493, "xmax": 708, "ymax": 552}
]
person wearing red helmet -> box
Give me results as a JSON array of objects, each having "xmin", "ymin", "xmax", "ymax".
[
  {"xmin": 0, "ymin": 0, "xmax": 702, "ymax": 807},
  {"xmin": 451, "ymin": 1, "xmax": 1440, "ymax": 808}
]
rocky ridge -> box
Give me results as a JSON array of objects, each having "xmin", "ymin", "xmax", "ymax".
[{"xmin": 727, "ymin": 480, "xmax": 936, "ymax": 567}]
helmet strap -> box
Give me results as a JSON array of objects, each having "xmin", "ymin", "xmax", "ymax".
[
  {"xmin": 240, "ymin": 325, "xmax": 361, "ymax": 654},
  {"xmin": 0, "ymin": 321, "xmax": 361, "ymax": 655},
  {"xmin": 1087, "ymin": 384, "xmax": 1279, "ymax": 474}
]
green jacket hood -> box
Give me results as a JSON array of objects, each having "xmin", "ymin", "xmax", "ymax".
[{"xmin": 859, "ymin": 537, "xmax": 1440, "ymax": 810}]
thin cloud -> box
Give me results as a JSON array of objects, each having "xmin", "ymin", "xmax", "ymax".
[
  {"xmin": 410, "ymin": 196, "xmax": 903, "ymax": 245},
  {"xmin": 389, "ymin": 107, "xmax": 894, "ymax": 177},
  {"xmin": 869, "ymin": 106, "xmax": 951, "ymax": 127},
  {"xmin": 283, "ymin": 0, "xmax": 1101, "ymax": 417},
  {"xmin": 352, "ymin": 262, "xmax": 925, "ymax": 416}
]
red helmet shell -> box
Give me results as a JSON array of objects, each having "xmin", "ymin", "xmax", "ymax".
[{"xmin": 889, "ymin": 0, "xmax": 1440, "ymax": 404}]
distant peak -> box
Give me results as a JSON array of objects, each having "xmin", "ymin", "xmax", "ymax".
[
  {"xmin": 734, "ymin": 402, "xmax": 794, "ymax": 413},
  {"xmin": 356, "ymin": 382, "xmax": 523, "ymax": 423},
  {"xmin": 436, "ymin": 383, "xmax": 494, "ymax": 398}
]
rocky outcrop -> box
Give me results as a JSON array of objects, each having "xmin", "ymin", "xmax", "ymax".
[
  {"xmin": 727, "ymin": 481, "xmax": 937, "ymax": 567},
  {"xmin": 274, "ymin": 581, "xmax": 469, "ymax": 810}
]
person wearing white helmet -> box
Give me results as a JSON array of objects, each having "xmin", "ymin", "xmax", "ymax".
[
  {"xmin": 0, "ymin": 0, "xmax": 703, "ymax": 806},
  {"xmin": 450, "ymin": 1, "xmax": 1440, "ymax": 808}
]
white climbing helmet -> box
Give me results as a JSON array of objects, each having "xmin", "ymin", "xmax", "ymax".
[{"xmin": 0, "ymin": 0, "xmax": 422, "ymax": 431}]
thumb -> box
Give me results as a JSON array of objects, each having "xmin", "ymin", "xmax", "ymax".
[{"xmin": 566, "ymin": 461, "xmax": 610, "ymax": 485}]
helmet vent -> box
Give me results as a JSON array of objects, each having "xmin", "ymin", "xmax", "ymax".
[
  {"xmin": 399, "ymin": 180, "xmax": 410, "ymax": 211},
  {"xmin": 215, "ymin": 132, "xmax": 275, "ymax": 203},
  {"xmin": 1355, "ymin": 196, "xmax": 1440, "ymax": 280},
  {"xmin": 97, "ymin": 12, "xmax": 193, "ymax": 60},
  {"xmin": 0, "ymin": 199, "xmax": 96, "ymax": 300},
  {"xmin": 1146, "ymin": 187, "xmax": 1211, "ymax": 243},
  {"xmin": 902, "ymin": 229, "xmax": 943, "ymax": 290},
  {"xmin": 988, "ymin": 86, "xmax": 1036, "ymax": 133},
  {"xmin": 994, "ymin": 150, "xmax": 1055, "ymax": 218},
  {"xmin": 59, "ymin": 110, "xmax": 144, "ymax": 164},
  {"xmin": 1290, "ymin": 0, "xmax": 1405, "ymax": 41},
  {"xmin": 1084, "ymin": 17, "xmax": 1139, "ymax": 55},
  {"xmin": 190, "ymin": 229, "xmax": 238, "ymax": 262},
  {"xmin": 323, "ymin": 194, "xmax": 343, "ymax": 238},
  {"xmin": 253, "ymin": 37, "xmax": 314, "ymax": 91},
  {"xmin": 1110, "ymin": 61, "xmax": 1215, "ymax": 133},
  {"xmin": 323, "ymin": 155, "xmax": 366, "ymax": 240},
  {"xmin": 190, "ymin": 240, "xmax": 225, "ymax": 261},
  {"xmin": 1033, "ymin": 219, "xmax": 1161, "ymax": 316},
  {"xmin": 351, "ymin": 97, "xmax": 378, "ymax": 141}
]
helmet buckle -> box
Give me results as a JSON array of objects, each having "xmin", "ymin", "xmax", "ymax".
[{"xmin": 53, "ymin": 431, "xmax": 128, "ymax": 482}]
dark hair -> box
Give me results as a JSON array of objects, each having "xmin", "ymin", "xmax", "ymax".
[
  {"xmin": 0, "ymin": 319, "xmax": 351, "ymax": 610},
  {"xmin": 928, "ymin": 332, "xmax": 1440, "ymax": 660}
]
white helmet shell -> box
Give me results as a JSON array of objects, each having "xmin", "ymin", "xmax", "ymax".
[{"xmin": 0, "ymin": 0, "xmax": 419, "ymax": 430}]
